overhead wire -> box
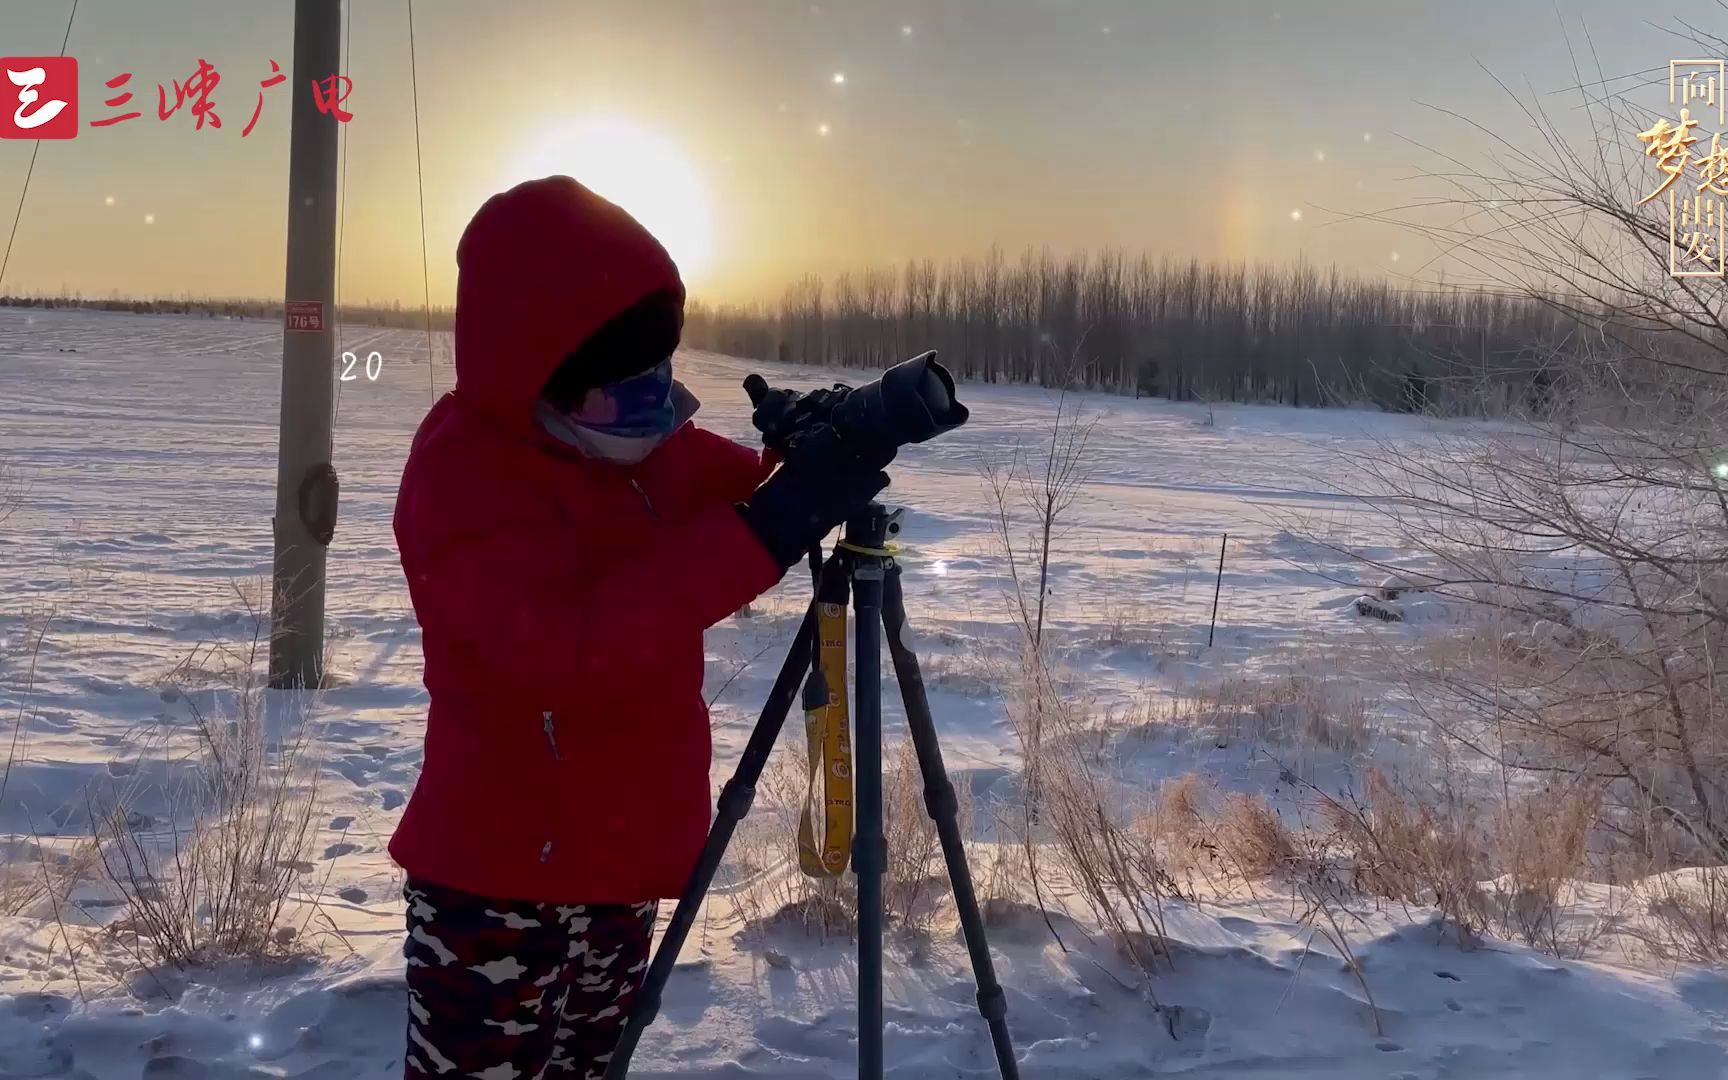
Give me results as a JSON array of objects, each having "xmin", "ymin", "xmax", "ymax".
[
  {"xmin": 0, "ymin": 0, "xmax": 81, "ymax": 295},
  {"xmin": 331, "ymin": 0, "xmax": 354, "ymax": 449},
  {"xmin": 407, "ymin": 0, "xmax": 436, "ymax": 405}
]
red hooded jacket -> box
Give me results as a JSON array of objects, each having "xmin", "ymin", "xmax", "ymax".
[{"xmin": 390, "ymin": 177, "xmax": 783, "ymax": 903}]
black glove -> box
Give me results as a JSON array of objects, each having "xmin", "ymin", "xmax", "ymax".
[{"xmin": 736, "ymin": 428, "xmax": 892, "ymax": 570}]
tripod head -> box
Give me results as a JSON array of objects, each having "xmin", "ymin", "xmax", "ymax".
[{"xmin": 842, "ymin": 502, "xmax": 905, "ymax": 553}]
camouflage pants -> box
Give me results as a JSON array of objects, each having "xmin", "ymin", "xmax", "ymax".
[{"xmin": 402, "ymin": 878, "xmax": 657, "ymax": 1080}]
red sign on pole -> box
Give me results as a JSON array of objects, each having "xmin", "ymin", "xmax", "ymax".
[{"xmin": 284, "ymin": 300, "xmax": 325, "ymax": 333}]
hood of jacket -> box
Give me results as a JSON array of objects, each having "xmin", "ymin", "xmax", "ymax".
[{"xmin": 452, "ymin": 175, "xmax": 684, "ymax": 438}]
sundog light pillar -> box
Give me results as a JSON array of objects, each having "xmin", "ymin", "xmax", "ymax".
[{"xmin": 269, "ymin": 0, "xmax": 343, "ymax": 689}]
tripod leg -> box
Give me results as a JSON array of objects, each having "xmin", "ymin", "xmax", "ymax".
[
  {"xmin": 850, "ymin": 559, "xmax": 887, "ymax": 1080},
  {"xmin": 603, "ymin": 583, "xmax": 826, "ymax": 1080},
  {"xmin": 881, "ymin": 567, "xmax": 1021, "ymax": 1080}
]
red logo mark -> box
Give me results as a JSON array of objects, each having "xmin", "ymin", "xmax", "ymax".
[{"xmin": 1, "ymin": 57, "xmax": 78, "ymax": 139}]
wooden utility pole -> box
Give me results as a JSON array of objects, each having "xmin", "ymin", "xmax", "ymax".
[{"xmin": 269, "ymin": 0, "xmax": 343, "ymax": 689}]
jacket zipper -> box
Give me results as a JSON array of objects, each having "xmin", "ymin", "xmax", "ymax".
[
  {"xmin": 541, "ymin": 711, "xmax": 561, "ymax": 863},
  {"xmin": 629, "ymin": 479, "xmax": 659, "ymax": 523},
  {"xmin": 542, "ymin": 710, "xmax": 562, "ymax": 760}
]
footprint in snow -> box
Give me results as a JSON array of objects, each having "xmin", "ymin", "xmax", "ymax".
[
  {"xmin": 338, "ymin": 886, "xmax": 369, "ymax": 904},
  {"xmin": 329, "ymin": 815, "xmax": 354, "ymax": 830},
  {"xmin": 4, "ymin": 991, "xmax": 72, "ymax": 1020},
  {"xmin": 380, "ymin": 789, "xmax": 405, "ymax": 811},
  {"xmin": 324, "ymin": 842, "xmax": 360, "ymax": 860}
]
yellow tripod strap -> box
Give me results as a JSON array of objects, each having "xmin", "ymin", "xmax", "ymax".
[{"xmin": 798, "ymin": 600, "xmax": 854, "ymax": 878}]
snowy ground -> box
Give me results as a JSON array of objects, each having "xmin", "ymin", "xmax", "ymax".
[{"xmin": 1, "ymin": 306, "xmax": 1725, "ymax": 1078}]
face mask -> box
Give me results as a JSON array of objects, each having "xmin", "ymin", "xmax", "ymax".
[
  {"xmin": 565, "ymin": 358, "xmax": 677, "ymax": 438},
  {"xmin": 538, "ymin": 367, "xmax": 700, "ymax": 464}
]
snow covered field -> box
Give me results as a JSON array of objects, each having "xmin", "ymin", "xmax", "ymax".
[{"xmin": 2, "ymin": 306, "xmax": 1726, "ymax": 1078}]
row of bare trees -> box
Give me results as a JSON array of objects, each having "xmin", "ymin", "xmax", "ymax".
[
  {"xmin": 0, "ymin": 294, "xmax": 456, "ymax": 332},
  {"xmin": 685, "ymin": 251, "xmax": 1595, "ymax": 414}
]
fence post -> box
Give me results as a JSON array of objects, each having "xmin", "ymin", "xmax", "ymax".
[{"xmin": 1208, "ymin": 533, "xmax": 1228, "ymax": 647}]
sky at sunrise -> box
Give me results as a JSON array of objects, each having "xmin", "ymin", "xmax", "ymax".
[{"xmin": 0, "ymin": 0, "xmax": 1715, "ymax": 307}]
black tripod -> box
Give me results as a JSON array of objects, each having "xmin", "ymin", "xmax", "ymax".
[{"xmin": 605, "ymin": 504, "xmax": 1019, "ymax": 1080}]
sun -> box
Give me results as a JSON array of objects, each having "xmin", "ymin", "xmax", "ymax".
[{"xmin": 508, "ymin": 115, "xmax": 716, "ymax": 284}]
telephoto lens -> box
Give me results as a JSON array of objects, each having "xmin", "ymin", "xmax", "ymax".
[
  {"xmin": 743, "ymin": 351, "xmax": 969, "ymax": 463},
  {"xmin": 829, "ymin": 352, "xmax": 969, "ymax": 454}
]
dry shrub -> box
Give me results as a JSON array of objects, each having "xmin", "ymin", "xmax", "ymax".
[
  {"xmin": 1092, "ymin": 592, "xmax": 1172, "ymax": 649},
  {"xmin": 1320, "ymin": 769, "xmax": 1490, "ymax": 941},
  {"xmin": 1152, "ymin": 772, "xmax": 1212, "ymax": 880},
  {"xmin": 1157, "ymin": 772, "xmax": 1208, "ymax": 840},
  {"xmin": 1216, "ymin": 793, "xmax": 1298, "ymax": 879},
  {"xmin": 94, "ymin": 591, "xmax": 326, "ymax": 968},
  {"xmin": 965, "ymin": 800, "xmax": 1032, "ymax": 912},
  {"xmin": 885, "ymin": 736, "xmax": 968, "ymax": 937},
  {"xmin": 96, "ymin": 691, "xmax": 323, "ymax": 967},
  {"xmin": 1493, "ymin": 784, "xmax": 1602, "ymax": 955},
  {"xmin": 1640, "ymin": 867, "xmax": 1728, "ymax": 963},
  {"xmin": 1315, "ymin": 766, "xmax": 1605, "ymax": 955},
  {"xmin": 729, "ymin": 738, "xmax": 856, "ymax": 941}
]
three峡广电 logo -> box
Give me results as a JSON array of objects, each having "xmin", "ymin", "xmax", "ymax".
[{"xmin": 1, "ymin": 57, "xmax": 78, "ymax": 140}]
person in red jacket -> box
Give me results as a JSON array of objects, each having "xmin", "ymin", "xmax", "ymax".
[{"xmin": 390, "ymin": 175, "xmax": 887, "ymax": 1079}]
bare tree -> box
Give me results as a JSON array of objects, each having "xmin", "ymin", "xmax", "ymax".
[
  {"xmin": 1310, "ymin": 20, "xmax": 1728, "ymax": 885},
  {"xmin": 979, "ymin": 343, "xmax": 1100, "ymax": 950}
]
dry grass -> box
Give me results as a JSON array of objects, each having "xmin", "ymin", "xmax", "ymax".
[
  {"xmin": 0, "ymin": 835, "xmax": 100, "ymax": 918},
  {"xmin": 1010, "ymin": 654, "xmax": 1184, "ymax": 984},
  {"xmin": 921, "ymin": 649, "xmax": 1011, "ymax": 699},
  {"xmin": 1176, "ymin": 671, "xmax": 1372, "ymax": 762},
  {"xmin": 728, "ymin": 728, "xmax": 976, "ymax": 945},
  {"xmin": 0, "ymin": 456, "xmax": 17, "ymax": 526},
  {"xmin": 1089, "ymin": 593, "xmax": 1175, "ymax": 650},
  {"xmin": 1, "ymin": 609, "xmax": 52, "ymax": 842}
]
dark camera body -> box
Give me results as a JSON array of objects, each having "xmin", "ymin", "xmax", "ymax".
[{"xmin": 744, "ymin": 351, "xmax": 969, "ymax": 466}]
